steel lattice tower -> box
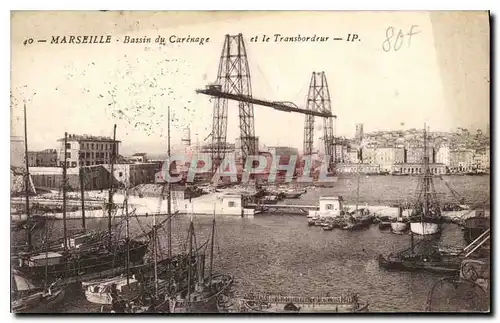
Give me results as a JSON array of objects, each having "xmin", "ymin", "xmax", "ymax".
[
  {"xmin": 303, "ymin": 72, "xmax": 335, "ymax": 166},
  {"xmin": 211, "ymin": 34, "xmax": 257, "ymax": 172}
]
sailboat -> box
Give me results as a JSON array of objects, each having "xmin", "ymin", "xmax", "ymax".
[
  {"xmin": 409, "ymin": 125, "xmax": 443, "ymax": 236},
  {"xmin": 14, "ymin": 127, "xmax": 150, "ymax": 285},
  {"xmin": 10, "ymin": 103, "xmax": 46, "ymax": 241},
  {"xmin": 166, "ymin": 211, "xmax": 234, "ymax": 313},
  {"xmin": 11, "ymin": 269, "xmax": 66, "ymax": 313},
  {"xmin": 342, "ymin": 161, "xmax": 372, "ymax": 231},
  {"xmin": 11, "ymin": 203, "xmax": 67, "ymax": 313},
  {"xmin": 390, "ymin": 206, "xmax": 409, "ymax": 234}
]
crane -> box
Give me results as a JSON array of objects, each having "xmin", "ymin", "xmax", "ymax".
[{"xmin": 196, "ymin": 85, "xmax": 336, "ymax": 119}]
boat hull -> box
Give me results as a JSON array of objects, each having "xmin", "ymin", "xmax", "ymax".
[
  {"xmin": 379, "ymin": 222, "xmax": 391, "ymax": 230},
  {"xmin": 169, "ymin": 274, "xmax": 234, "ymax": 313},
  {"xmin": 11, "ymin": 288, "xmax": 66, "ymax": 313},
  {"xmin": 410, "ymin": 222, "xmax": 441, "ymax": 236},
  {"xmin": 390, "ymin": 222, "xmax": 408, "ymax": 233},
  {"xmin": 16, "ymin": 241, "xmax": 149, "ymax": 283},
  {"xmin": 378, "ymin": 254, "xmax": 460, "ymax": 274},
  {"xmin": 236, "ymin": 297, "xmax": 369, "ymax": 313}
]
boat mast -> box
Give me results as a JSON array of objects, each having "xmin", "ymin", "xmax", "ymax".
[
  {"xmin": 79, "ymin": 162, "xmax": 86, "ymax": 232},
  {"xmin": 153, "ymin": 205, "xmax": 158, "ymax": 298},
  {"xmin": 208, "ymin": 209, "xmax": 216, "ymax": 290},
  {"xmin": 125, "ymin": 180, "xmax": 130, "ymax": 286},
  {"xmin": 187, "ymin": 215, "xmax": 194, "ymax": 303},
  {"xmin": 108, "ymin": 124, "xmax": 117, "ymax": 250},
  {"xmin": 167, "ymin": 105, "xmax": 172, "ymax": 259},
  {"xmin": 23, "ymin": 103, "xmax": 32, "ymax": 249},
  {"xmin": 62, "ymin": 132, "xmax": 68, "ymax": 251},
  {"xmin": 423, "ymin": 124, "xmax": 429, "ymax": 220}
]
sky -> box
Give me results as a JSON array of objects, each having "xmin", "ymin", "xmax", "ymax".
[{"xmin": 11, "ymin": 11, "xmax": 490, "ymax": 155}]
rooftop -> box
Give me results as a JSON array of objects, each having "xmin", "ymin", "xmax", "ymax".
[
  {"xmin": 132, "ymin": 153, "xmax": 147, "ymax": 156},
  {"xmin": 57, "ymin": 134, "xmax": 121, "ymax": 142},
  {"xmin": 29, "ymin": 165, "xmax": 104, "ymax": 175}
]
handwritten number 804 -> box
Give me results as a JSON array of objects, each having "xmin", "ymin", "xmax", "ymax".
[{"xmin": 382, "ymin": 26, "xmax": 420, "ymax": 52}]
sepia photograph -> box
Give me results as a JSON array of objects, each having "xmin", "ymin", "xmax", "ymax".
[{"xmin": 9, "ymin": 10, "xmax": 490, "ymax": 314}]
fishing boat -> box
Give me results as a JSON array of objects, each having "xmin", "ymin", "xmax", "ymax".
[
  {"xmin": 409, "ymin": 125, "xmax": 443, "ymax": 236},
  {"xmin": 220, "ymin": 293, "xmax": 368, "ymax": 313},
  {"xmin": 462, "ymin": 209, "xmax": 490, "ymax": 245},
  {"xmin": 378, "ymin": 253, "xmax": 461, "ymax": 274},
  {"xmin": 11, "ymin": 269, "xmax": 66, "ymax": 313},
  {"xmin": 322, "ymin": 224, "xmax": 334, "ymax": 231},
  {"xmin": 378, "ymin": 222, "xmax": 391, "ymax": 230},
  {"xmin": 378, "ymin": 234, "xmax": 462, "ymax": 274},
  {"xmin": 83, "ymin": 275, "xmax": 142, "ymax": 305},
  {"xmin": 282, "ymin": 191, "xmax": 303, "ymax": 199},
  {"xmin": 391, "ymin": 207, "xmax": 409, "ymax": 234},
  {"xmin": 167, "ymin": 273, "xmax": 234, "ymax": 313},
  {"xmin": 166, "ymin": 210, "xmax": 234, "ymax": 313}
]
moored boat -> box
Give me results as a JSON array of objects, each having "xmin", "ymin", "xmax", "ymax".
[
  {"xmin": 167, "ymin": 273, "xmax": 234, "ymax": 313},
  {"xmin": 83, "ymin": 275, "xmax": 142, "ymax": 305},
  {"xmin": 462, "ymin": 210, "xmax": 490, "ymax": 245},
  {"xmin": 322, "ymin": 224, "xmax": 334, "ymax": 231},
  {"xmin": 378, "ymin": 222, "xmax": 391, "ymax": 230},
  {"xmin": 11, "ymin": 270, "xmax": 67, "ymax": 313},
  {"xmin": 378, "ymin": 253, "xmax": 461, "ymax": 274},
  {"xmin": 408, "ymin": 125, "xmax": 443, "ymax": 236},
  {"xmin": 228, "ymin": 293, "xmax": 368, "ymax": 313},
  {"xmin": 409, "ymin": 221, "xmax": 441, "ymax": 236}
]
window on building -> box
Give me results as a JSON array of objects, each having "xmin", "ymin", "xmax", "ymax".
[
  {"xmin": 86, "ymin": 161, "xmax": 90, "ymax": 166},
  {"xmin": 91, "ymin": 152, "xmax": 94, "ymax": 158},
  {"xmin": 101, "ymin": 144, "xmax": 103, "ymax": 150},
  {"xmin": 86, "ymin": 143, "xmax": 89, "ymax": 149},
  {"xmin": 325, "ymin": 204, "xmax": 333, "ymax": 210},
  {"xmin": 91, "ymin": 143, "xmax": 94, "ymax": 149},
  {"xmin": 65, "ymin": 143, "xmax": 71, "ymax": 149},
  {"xmin": 119, "ymin": 172, "xmax": 123, "ymax": 177},
  {"xmin": 228, "ymin": 201, "xmax": 235, "ymax": 207},
  {"xmin": 71, "ymin": 161, "xmax": 77, "ymax": 167},
  {"xmin": 66, "ymin": 152, "xmax": 71, "ymax": 159}
]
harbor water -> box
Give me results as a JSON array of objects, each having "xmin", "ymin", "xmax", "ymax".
[{"xmin": 12, "ymin": 175, "xmax": 490, "ymax": 312}]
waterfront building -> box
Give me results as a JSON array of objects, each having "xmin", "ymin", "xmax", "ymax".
[
  {"xmin": 360, "ymin": 147, "xmax": 377, "ymax": 164},
  {"xmin": 405, "ymin": 147, "xmax": 435, "ymax": 164},
  {"xmin": 104, "ymin": 162, "xmax": 160, "ymax": 188},
  {"xmin": 130, "ymin": 153, "xmax": 148, "ymax": 163},
  {"xmin": 346, "ymin": 148, "xmax": 360, "ymax": 164},
  {"xmin": 390, "ymin": 163, "xmax": 447, "ymax": 175},
  {"xmin": 333, "ymin": 144, "xmax": 346, "ymax": 163},
  {"xmin": 449, "ymin": 149, "xmax": 475, "ymax": 172},
  {"xmin": 27, "ymin": 149, "xmax": 58, "ymax": 167},
  {"xmin": 57, "ymin": 134, "xmax": 120, "ymax": 168},
  {"xmin": 235, "ymin": 136, "xmax": 260, "ymax": 160},
  {"xmin": 473, "ymin": 149, "xmax": 490, "ymax": 170},
  {"xmin": 29, "ymin": 165, "xmax": 116, "ymax": 191},
  {"xmin": 435, "ymin": 145, "xmax": 450, "ymax": 166},
  {"xmin": 373, "ymin": 147, "xmax": 405, "ymax": 172},
  {"xmin": 335, "ymin": 163, "xmax": 381, "ymax": 174}
]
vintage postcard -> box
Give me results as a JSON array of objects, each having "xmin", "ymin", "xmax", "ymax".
[{"xmin": 10, "ymin": 11, "xmax": 490, "ymax": 313}]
